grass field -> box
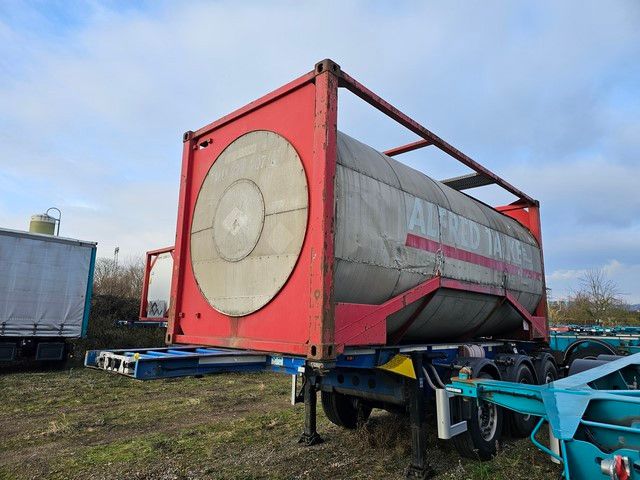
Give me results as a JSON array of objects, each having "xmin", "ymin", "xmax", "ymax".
[{"xmin": 0, "ymin": 366, "xmax": 561, "ymax": 480}]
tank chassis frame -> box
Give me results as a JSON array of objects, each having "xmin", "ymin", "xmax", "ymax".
[{"xmin": 329, "ymin": 58, "xmax": 548, "ymax": 346}]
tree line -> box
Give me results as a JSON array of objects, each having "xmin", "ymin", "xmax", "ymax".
[
  {"xmin": 93, "ymin": 256, "xmax": 144, "ymax": 299},
  {"xmin": 549, "ymin": 269, "xmax": 639, "ymax": 326}
]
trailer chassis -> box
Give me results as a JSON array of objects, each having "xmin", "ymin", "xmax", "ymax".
[
  {"xmin": 86, "ymin": 338, "xmax": 558, "ymax": 478},
  {"xmin": 550, "ymin": 325, "xmax": 640, "ymax": 369}
]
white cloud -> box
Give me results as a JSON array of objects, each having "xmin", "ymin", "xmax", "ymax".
[
  {"xmin": 549, "ymin": 260, "xmax": 640, "ymax": 303},
  {"xmin": 549, "ymin": 269, "xmax": 585, "ymax": 282},
  {"xmin": 550, "ymin": 260, "xmax": 623, "ymax": 282}
]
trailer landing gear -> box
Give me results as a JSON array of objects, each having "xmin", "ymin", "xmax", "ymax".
[
  {"xmin": 298, "ymin": 376, "xmax": 324, "ymax": 446},
  {"xmin": 406, "ymin": 356, "xmax": 434, "ymax": 480}
]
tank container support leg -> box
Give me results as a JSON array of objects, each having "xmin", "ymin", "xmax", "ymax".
[
  {"xmin": 405, "ymin": 354, "xmax": 434, "ymax": 479},
  {"xmin": 298, "ymin": 372, "xmax": 323, "ymax": 446}
]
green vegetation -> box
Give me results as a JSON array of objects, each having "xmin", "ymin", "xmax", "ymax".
[{"xmin": 550, "ymin": 268, "xmax": 640, "ymax": 326}]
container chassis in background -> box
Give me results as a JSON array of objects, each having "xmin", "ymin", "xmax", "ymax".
[{"xmin": 550, "ymin": 325, "xmax": 640, "ymax": 369}]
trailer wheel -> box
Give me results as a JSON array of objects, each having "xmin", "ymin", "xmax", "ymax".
[
  {"xmin": 452, "ymin": 372, "xmax": 502, "ymax": 460},
  {"xmin": 539, "ymin": 359, "xmax": 558, "ymax": 385},
  {"xmin": 564, "ymin": 340, "xmax": 616, "ymax": 371},
  {"xmin": 506, "ymin": 364, "xmax": 537, "ymax": 438},
  {"xmin": 321, "ymin": 391, "xmax": 371, "ymax": 429}
]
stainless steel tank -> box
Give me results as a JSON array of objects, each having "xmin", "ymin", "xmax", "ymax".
[
  {"xmin": 334, "ymin": 132, "xmax": 543, "ymax": 341},
  {"xmin": 191, "ymin": 130, "xmax": 543, "ymax": 342}
]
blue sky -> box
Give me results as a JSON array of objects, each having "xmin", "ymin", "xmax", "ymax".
[{"xmin": 1, "ymin": 1, "xmax": 639, "ymax": 302}]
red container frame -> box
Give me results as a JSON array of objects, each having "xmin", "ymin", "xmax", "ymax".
[
  {"xmin": 167, "ymin": 59, "xmax": 548, "ymax": 361},
  {"xmin": 138, "ymin": 246, "xmax": 174, "ymax": 322}
]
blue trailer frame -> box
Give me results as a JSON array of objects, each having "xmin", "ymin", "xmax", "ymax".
[
  {"xmin": 85, "ymin": 345, "xmax": 305, "ymax": 379},
  {"xmin": 551, "ymin": 325, "xmax": 640, "ymax": 354}
]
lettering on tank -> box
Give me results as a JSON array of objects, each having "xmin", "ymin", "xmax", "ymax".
[{"xmin": 406, "ymin": 196, "xmax": 540, "ymax": 279}]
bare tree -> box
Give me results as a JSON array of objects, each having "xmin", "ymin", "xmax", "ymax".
[
  {"xmin": 578, "ymin": 269, "xmax": 621, "ymax": 324},
  {"xmin": 567, "ymin": 269, "xmax": 623, "ymax": 324},
  {"xmin": 548, "ymin": 269, "xmax": 634, "ymax": 326},
  {"xmin": 93, "ymin": 256, "xmax": 144, "ymax": 299}
]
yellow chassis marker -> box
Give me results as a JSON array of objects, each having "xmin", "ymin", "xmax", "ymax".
[{"xmin": 377, "ymin": 354, "xmax": 416, "ymax": 379}]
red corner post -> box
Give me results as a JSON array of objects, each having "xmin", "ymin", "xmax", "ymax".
[
  {"xmin": 497, "ymin": 201, "xmax": 549, "ymax": 340},
  {"xmin": 166, "ymin": 132, "xmax": 196, "ymax": 344},
  {"xmin": 139, "ymin": 250, "xmax": 153, "ymax": 321},
  {"xmin": 139, "ymin": 246, "xmax": 174, "ymax": 321},
  {"xmin": 527, "ymin": 203, "xmax": 549, "ymax": 339},
  {"xmin": 307, "ymin": 60, "xmax": 340, "ymax": 360}
]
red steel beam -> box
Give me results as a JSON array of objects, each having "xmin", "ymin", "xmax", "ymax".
[
  {"xmin": 505, "ymin": 292, "xmax": 547, "ymax": 340},
  {"xmin": 335, "ymin": 275, "xmax": 546, "ymax": 346},
  {"xmin": 193, "ymin": 70, "xmax": 316, "ymax": 140},
  {"xmin": 384, "ymin": 139, "xmax": 432, "ymax": 157},
  {"xmin": 338, "ymin": 71, "xmax": 536, "ymax": 205},
  {"xmin": 146, "ymin": 245, "xmax": 174, "ymax": 256},
  {"xmin": 167, "ymin": 134, "xmax": 197, "ymax": 343},
  {"xmin": 307, "ymin": 62, "xmax": 340, "ymax": 360},
  {"xmin": 497, "ymin": 202, "xmax": 549, "ymax": 339},
  {"xmin": 334, "ymin": 276, "xmax": 442, "ymax": 346}
]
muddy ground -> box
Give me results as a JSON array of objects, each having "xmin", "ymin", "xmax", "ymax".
[{"xmin": 0, "ymin": 367, "xmax": 561, "ymax": 480}]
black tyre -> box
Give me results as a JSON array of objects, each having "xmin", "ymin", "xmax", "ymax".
[
  {"xmin": 321, "ymin": 391, "xmax": 371, "ymax": 429},
  {"xmin": 507, "ymin": 364, "xmax": 537, "ymax": 438},
  {"xmin": 565, "ymin": 342, "xmax": 616, "ymax": 371},
  {"xmin": 539, "ymin": 359, "xmax": 558, "ymax": 385},
  {"xmin": 452, "ymin": 372, "xmax": 503, "ymax": 460}
]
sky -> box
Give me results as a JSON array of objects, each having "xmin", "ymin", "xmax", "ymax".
[{"xmin": 0, "ymin": 1, "xmax": 639, "ymax": 303}]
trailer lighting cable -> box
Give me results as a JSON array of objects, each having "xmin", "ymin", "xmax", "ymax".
[
  {"xmin": 427, "ymin": 363, "xmax": 446, "ymax": 388},
  {"xmin": 421, "ymin": 367, "xmax": 438, "ymax": 391}
]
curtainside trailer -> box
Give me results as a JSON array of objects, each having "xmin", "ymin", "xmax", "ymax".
[
  {"xmin": 1, "ymin": 227, "xmax": 96, "ymax": 363},
  {"xmin": 86, "ymin": 59, "xmax": 627, "ymax": 478}
]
